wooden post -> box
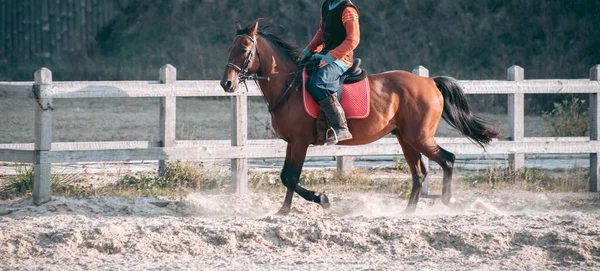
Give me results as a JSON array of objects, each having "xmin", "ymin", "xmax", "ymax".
[
  {"xmin": 159, "ymin": 64, "xmax": 176, "ymax": 174},
  {"xmin": 507, "ymin": 65, "xmax": 525, "ymax": 169},
  {"xmin": 336, "ymin": 49, "xmax": 362, "ymax": 174},
  {"xmin": 232, "ymin": 92, "xmax": 248, "ymax": 194},
  {"xmin": 412, "ymin": 65, "xmax": 429, "ymax": 78},
  {"xmin": 336, "ymin": 156, "xmax": 354, "ymax": 175},
  {"xmin": 590, "ymin": 64, "xmax": 599, "ymax": 192},
  {"xmin": 412, "ymin": 66, "xmax": 430, "ymax": 196},
  {"xmin": 33, "ymin": 68, "xmax": 53, "ymax": 205}
]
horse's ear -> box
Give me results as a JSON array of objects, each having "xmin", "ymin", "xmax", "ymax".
[
  {"xmin": 235, "ymin": 23, "xmax": 241, "ymax": 32},
  {"xmin": 248, "ymin": 21, "xmax": 259, "ymax": 37}
]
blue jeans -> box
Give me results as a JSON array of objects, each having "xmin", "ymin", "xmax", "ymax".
[{"xmin": 307, "ymin": 63, "xmax": 344, "ymax": 102}]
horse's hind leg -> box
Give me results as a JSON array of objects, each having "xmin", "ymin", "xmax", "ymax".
[
  {"xmin": 416, "ymin": 141, "xmax": 463, "ymax": 211},
  {"xmin": 437, "ymin": 146, "xmax": 463, "ymax": 210},
  {"xmin": 397, "ymin": 136, "xmax": 427, "ymax": 213}
]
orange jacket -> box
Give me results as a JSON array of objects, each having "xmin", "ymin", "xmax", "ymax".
[{"xmin": 304, "ymin": 6, "xmax": 360, "ymax": 71}]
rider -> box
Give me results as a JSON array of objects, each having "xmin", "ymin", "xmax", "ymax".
[{"xmin": 302, "ymin": 0, "xmax": 360, "ymax": 144}]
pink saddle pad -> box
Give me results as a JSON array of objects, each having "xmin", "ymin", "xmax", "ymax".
[{"xmin": 302, "ymin": 69, "xmax": 370, "ymax": 119}]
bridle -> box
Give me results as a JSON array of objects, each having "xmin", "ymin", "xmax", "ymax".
[
  {"xmin": 225, "ymin": 33, "xmax": 305, "ymax": 113},
  {"xmin": 226, "ymin": 34, "xmax": 259, "ymax": 78}
]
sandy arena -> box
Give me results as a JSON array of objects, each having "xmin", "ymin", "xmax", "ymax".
[{"xmin": 1, "ymin": 191, "xmax": 599, "ymax": 270}]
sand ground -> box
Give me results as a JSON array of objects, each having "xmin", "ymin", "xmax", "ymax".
[{"xmin": 1, "ymin": 190, "xmax": 599, "ymax": 271}]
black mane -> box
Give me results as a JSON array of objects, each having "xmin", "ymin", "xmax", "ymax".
[{"xmin": 237, "ymin": 22, "xmax": 302, "ymax": 63}]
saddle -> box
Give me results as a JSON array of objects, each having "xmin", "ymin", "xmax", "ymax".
[{"xmin": 340, "ymin": 58, "xmax": 367, "ymax": 84}]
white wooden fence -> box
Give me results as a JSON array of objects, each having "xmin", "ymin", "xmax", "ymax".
[{"xmin": 1, "ymin": 64, "xmax": 599, "ymax": 205}]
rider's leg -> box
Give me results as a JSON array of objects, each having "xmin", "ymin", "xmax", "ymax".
[{"xmin": 307, "ymin": 63, "xmax": 352, "ymax": 144}]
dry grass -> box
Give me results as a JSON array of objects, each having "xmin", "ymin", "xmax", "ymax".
[
  {"xmin": 461, "ymin": 165, "xmax": 589, "ymax": 192},
  {"xmin": 249, "ymin": 168, "xmax": 413, "ymax": 198},
  {"xmin": 0, "ymin": 165, "xmax": 88, "ymax": 200},
  {"xmin": 0, "ymin": 160, "xmax": 591, "ymax": 202}
]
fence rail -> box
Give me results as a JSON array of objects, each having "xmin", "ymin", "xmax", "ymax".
[{"xmin": 1, "ymin": 64, "xmax": 599, "ymax": 205}]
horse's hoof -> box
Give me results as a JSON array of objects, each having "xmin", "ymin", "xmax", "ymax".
[
  {"xmin": 451, "ymin": 200, "xmax": 464, "ymax": 212},
  {"xmin": 319, "ymin": 193, "xmax": 331, "ymax": 210},
  {"xmin": 275, "ymin": 208, "xmax": 290, "ymax": 216},
  {"xmin": 403, "ymin": 208, "xmax": 416, "ymax": 214},
  {"xmin": 449, "ymin": 197, "xmax": 464, "ymax": 211}
]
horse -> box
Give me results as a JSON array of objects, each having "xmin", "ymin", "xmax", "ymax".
[{"xmin": 220, "ymin": 20, "xmax": 499, "ymax": 214}]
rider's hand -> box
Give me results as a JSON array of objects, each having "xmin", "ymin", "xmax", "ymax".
[
  {"xmin": 299, "ymin": 49, "xmax": 312, "ymax": 64},
  {"xmin": 298, "ymin": 55, "xmax": 308, "ymax": 64}
]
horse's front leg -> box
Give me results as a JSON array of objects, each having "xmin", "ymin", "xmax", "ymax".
[
  {"xmin": 276, "ymin": 144, "xmax": 296, "ymax": 215},
  {"xmin": 276, "ymin": 141, "xmax": 330, "ymax": 215}
]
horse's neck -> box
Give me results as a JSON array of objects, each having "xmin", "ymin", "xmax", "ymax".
[{"xmin": 256, "ymin": 40, "xmax": 298, "ymax": 107}]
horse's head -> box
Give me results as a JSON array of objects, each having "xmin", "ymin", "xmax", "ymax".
[{"xmin": 221, "ymin": 21, "xmax": 261, "ymax": 93}]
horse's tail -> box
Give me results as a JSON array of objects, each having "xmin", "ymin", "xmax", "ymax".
[{"xmin": 434, "ymin": 76, "xmax": 500, "ymax": 148}]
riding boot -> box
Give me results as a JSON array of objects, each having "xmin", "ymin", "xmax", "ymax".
[{"xmin": 318, "ymin": 95, "xmax": 353, "ymax": 144}]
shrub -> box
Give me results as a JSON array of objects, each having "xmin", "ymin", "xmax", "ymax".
[
  {"xmin": 542, "ymin": 97, "xmax": 588, "ymax": 136},
  {"xmin": 161, "ymin": 160, "xmax": 205, "ymax": 188},
  {"xmin": 114, "ymin": 161, "xmax": 225, "ymax": 195}
]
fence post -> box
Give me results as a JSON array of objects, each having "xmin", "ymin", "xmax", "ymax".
[
  {"xmin": 336, "ymin": 157, "xmax": 354, "ymax": 175},
  {"xmin": 590, "ymin": 64, "xmax": 599, "ymax": 192},
  {"xmin": 412, "ymin": 66, "xmax": 430, "ymax": 196},
  {"xmin": 232, "ymin": 91, "xmax": 248, "ymax": 194},
  {"xmin": 507, "ymin": 65, "xmax": 525, "ymax": 169},
  {"xmin": 159, "ymin": 64, "xmax": 177, "ymax": 174},
  {"xmin": 33, "ymin": 68, "xmax": 53, "ymax": 205}
]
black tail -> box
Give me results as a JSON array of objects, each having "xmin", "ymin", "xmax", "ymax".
[{"xmin": 434, "ymin": 76, "xmax": 499, "ymax": 148}]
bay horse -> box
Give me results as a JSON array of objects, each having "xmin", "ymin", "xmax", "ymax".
[{"xmin": 220, "ymin": 21, "xmax": 499, "ymax": 214}]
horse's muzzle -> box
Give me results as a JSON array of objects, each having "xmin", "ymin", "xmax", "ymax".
[{"xmin": 221, "ymin": 79, "xmax": 237, "ymax": 93}]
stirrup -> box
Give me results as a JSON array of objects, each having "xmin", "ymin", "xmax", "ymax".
[{"xmin": 325, "ymin": 127, "xmax": 338, "ymax": 145}]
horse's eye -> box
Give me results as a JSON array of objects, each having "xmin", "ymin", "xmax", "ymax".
[{"xmin": 240, "ymin": 48, "xmax": 248, "ymax": 53}]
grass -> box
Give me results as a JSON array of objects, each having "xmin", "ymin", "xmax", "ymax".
[
  {"xmin": 392, "ymin": 157, "xmax": 410, "ymax": 174},
  {"xmin": 0, "ymin": 163, "xmax": 415, "ymax": 200},
  {"xmin": 0, "ymin": 159, "xmax": 590, "ymax": 201},
  {"xmin": 461, "ymin": 165, "xmax": 589, "ymax": 192},
  {"xmin": 0, "ymin": 165, "xmax": 88, "ymax": 200},
  {"xmin": 0, "ymin": 161, "xmax": 230, "ymax": 199}
]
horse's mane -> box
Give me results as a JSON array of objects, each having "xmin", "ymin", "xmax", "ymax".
[{"xmin": 237, "ymin": 21, "xmax": 301, "ymax": 63}]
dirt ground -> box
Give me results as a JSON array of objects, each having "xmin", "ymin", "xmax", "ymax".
[{"xmin": 1, "ymin": 190, "xmax": 599, "ymax": 271}]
